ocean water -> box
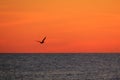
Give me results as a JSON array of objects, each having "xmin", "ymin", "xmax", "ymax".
[{"xmin": 0, "ymin": 53, "xmax": 120, "ymax": 80}]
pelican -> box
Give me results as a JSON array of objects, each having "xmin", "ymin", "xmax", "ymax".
[{"xmin": 37, "ymin": 37, "xmax": 46, "ymax": 44}]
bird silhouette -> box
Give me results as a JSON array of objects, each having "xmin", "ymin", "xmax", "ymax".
[{"xmin": 37, "ymin": 37, "xmax": 46, "ymax": 44}]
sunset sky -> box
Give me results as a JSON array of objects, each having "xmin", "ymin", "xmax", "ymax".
[{"xmin": 0, "ymin": 0, "xmax": 120, "ymax": 53}]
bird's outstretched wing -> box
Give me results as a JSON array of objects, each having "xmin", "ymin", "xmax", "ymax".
[{"xmin": 41, "ymin": 37, "xmax": 46, "ymax": 43}]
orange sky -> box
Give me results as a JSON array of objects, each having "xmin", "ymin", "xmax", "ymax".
[{"xmin": 0, "ymin": 0, "xmax": 120, "ymax": 53}]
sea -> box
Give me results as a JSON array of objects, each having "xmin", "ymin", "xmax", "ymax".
[{"xmin": 0, "ymin": 53, "xmax": 120, "ymax": 80}]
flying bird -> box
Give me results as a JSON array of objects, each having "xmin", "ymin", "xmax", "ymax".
[{"xmin": 37, "ymin": 37, "xmax": 46, "ymax": 44}]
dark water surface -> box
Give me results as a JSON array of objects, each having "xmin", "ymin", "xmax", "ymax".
[{"xmin": 0, "ymin": 53, "xmax": 120, "ymax": 80}]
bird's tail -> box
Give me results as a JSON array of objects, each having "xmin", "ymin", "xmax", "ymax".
[{"xmin": 36, "ymin": 40, "xmax": 40, "ymax": 43}]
